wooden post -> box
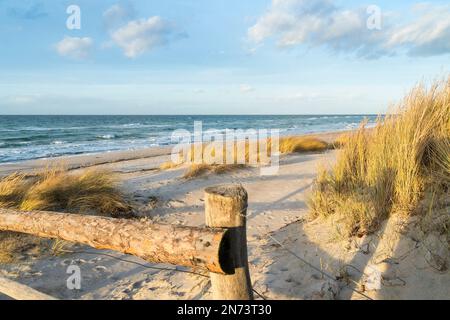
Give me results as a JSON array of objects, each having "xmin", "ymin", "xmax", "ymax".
[
  {"xmin": 0, "ymin": 208, "xmax": 234, "ymax": 274},
  {"xmin": 0, "ymin": 276, "xmax": 57, "ymax": 300},
  {"xmin": 205, "ymin": 185, "xmax": 253, "ymax": 300}
]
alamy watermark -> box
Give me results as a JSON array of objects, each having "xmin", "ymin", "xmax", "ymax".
[
  {"xmin": 367, "ymin": 5, "xmax": 382, "ymax": 30},
  {"xmin": 66, "ymin": 5, "xmax": 81, "ymax": 30},
  {"xmin": 170, "ymin": 121, "xmax": 280, "ymax": 176},
  {"xmin": 66, "ymin": 265, "xmax": 81, "ymax": 290}
]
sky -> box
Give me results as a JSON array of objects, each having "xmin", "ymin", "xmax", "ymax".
[{"xmin": 0, "ymin": 0, "xmax": 449, "ymax": 115}]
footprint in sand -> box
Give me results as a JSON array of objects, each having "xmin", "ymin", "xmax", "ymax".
[
  {"xmin": 74, "ymin": 259, "xmax": 87, "ymax": 264},
  {"xmin": 94, "ymin": 265, "xmax": 108, "ymax": 273},
  {"xmin": 89, "ymin": 257, "xmax": 103, "ymax": 263},
  {"xmin": 61, "ymin": 258, "xmax": 87, "ymax": 266}
]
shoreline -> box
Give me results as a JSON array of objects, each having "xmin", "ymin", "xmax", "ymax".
[
  {"xmin": 0, "ymin": 130, "xmax": 346, "ymax": 176},
  {"xmin": 0, "ymin": 114, "xmax": 377, "ymax": 166}
]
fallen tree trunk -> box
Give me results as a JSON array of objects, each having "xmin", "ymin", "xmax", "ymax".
[{"xmin": 0, "ymin": 208, "xmax": 233, "ymax": 274}]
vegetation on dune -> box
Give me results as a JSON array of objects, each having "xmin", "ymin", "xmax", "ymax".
[
  {"xmin": 308, "ymin": 77, "xmax": 450, "ymax": 238},
  {"xmin": 183, "ymin": 164, "xmax": 246, "ymax": 179},
  {"xmin": 0, "ymin": 168, "xmax": 132, "ymax": 263},
  {"xmin": 161, "ymin": 136, "xmax": 330, "ymax": 178},
  {"xmin": 159, "ymin": 161, "xmax": 180, "ymax": 170},
  {"xmin": 0, "ymin": 168, "xmax": 132, "ymax": 216},
  {"xmin": 0, "ymin": 232, "xmax": 46, "ymax": 264},
  {"xmin": 279, "ymin": 136, "xmax": 330, "ymax": 153}
]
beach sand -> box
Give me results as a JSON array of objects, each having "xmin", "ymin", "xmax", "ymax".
[{"xmin": 0, "ymin": 131, "xmax": 448, "ymax": 300}]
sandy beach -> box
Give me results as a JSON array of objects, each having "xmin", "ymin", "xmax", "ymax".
[
  {"xmin": 2, "ymin": 0, "xmax": 450, "ymax": 305},
  {"xmin": 1, "ymin": 130, "xmax": 447, "ymax": 300}
]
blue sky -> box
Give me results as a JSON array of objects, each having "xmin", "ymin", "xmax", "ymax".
[{"xmin": 0, "ymin": 0, "xmax": 449, "ymax": 115}]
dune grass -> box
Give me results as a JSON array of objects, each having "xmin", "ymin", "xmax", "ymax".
[
  {"xmin": 0, "ymin": 167, "xmax": 132, "ymax": 263},
  {"xmin": 0, "ymin": 168, "xmax": 132, "ymax": 215},
  {"xmin": 162, "ymin": 136, "xmax": 330, "ymax": 178},
  {"xmin": 308, "ymin": 77, "xmax": 450, "ymax": 238},
  {"xmin": 183, "ymin": 164, "xmax": 247, "ymax": 179},
  {"xmin": 279, "ymin": 136, "xmax": 330, "ymax": 153}
]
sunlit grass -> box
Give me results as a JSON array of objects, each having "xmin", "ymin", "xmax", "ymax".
[
  {"xmin": 279, "ymin": 136, "xmax": 329, "ymax": 153},
  {"xmin": 308, "ymin": 77, "xmax": 450, "ymax": 237},
  {"xmin": 0, "ymin": 167, "xmax": 132, "ymax": 263},
  {"xmin": 161, "ymin": 136, "xmax": 330, "ymax": 178},
  {"xmin": 183, "ymin": 164, "xmax": 246, "ymax": 179}
]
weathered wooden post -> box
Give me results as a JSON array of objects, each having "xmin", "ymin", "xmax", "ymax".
[{"xmin": 205, "ymin": 185, "xmax": 253, "ymax": 300}]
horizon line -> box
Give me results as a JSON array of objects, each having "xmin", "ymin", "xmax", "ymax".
[{"xmin": 0, "ymin": 113, "xmax": 382, "ymax": 116}]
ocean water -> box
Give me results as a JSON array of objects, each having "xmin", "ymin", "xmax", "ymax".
[{"xmin": 0, "ymin": 115, "xmax": 378, "ymax": 163}]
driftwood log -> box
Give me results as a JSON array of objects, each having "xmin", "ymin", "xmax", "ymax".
[
  {"xmin": 0, "ymin": 276, "xmax": 57, "ymax": 300},
  {"xmin": 205, "ymin": 185, "xmax": 254, "ymax": 300},
  {"xmin": 0, "ymin": 208, "xmax": 233, "ymax": 274}
]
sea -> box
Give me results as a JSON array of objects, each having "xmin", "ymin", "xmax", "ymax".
[{"xmin": 0, "ymin": 115, "xmax": 378, "ymax": 164}]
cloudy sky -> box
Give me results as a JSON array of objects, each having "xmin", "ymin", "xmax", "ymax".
[{"xmin": 0, "ymin": 0, "xmax": 449, "ymax": 115}]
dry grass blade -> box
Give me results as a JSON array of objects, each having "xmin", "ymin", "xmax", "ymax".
[
  {"xmin": 161, "ymin": 136, "xmax": 329, "ymax": 178},
  {"xmin": 308, "ymin": 76, "xmax": 450, "ymax": 238},
  {"xmin": 0, "ymin": 167, "xmax": 132, "ymax": 264}
]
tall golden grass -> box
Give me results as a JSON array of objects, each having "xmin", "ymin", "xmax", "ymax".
[
  {"xmin": 308, "ymin": 77, "xmax": 450, "ymax": 237},
  {"xmin": 0, "ymin": 168, "xmax": 132, "ymax": 263},
  {"xmin": 163, "ymin": 136, "xmax": 330, "ymax": 178},
  {"xmin": 0, "ymin": 168, "xmax": 131, "ymax": 216},
  {"xmin": 183, "ymin": 164, "xmax": 246, "ymax": 179},
  {"xmin": 279, "ymin": 136, "xmax": 329, "ymax": 153}
]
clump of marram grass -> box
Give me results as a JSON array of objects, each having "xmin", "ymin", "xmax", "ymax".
[
  {"xmin": 331, "ymin": 132, "xmax": 355, "ymax": 149},
  {"xmin": 308, "ymin": 77, "xmax": 450, "ymax": 238},
  {"xmin": 160, "ymin": 140, "xmax": 274, "ymax": 173},
  {"xmin": 0, "ymin": 172, "xmax": 32, "ymax": 208},
  {"xmin": 183, "ymin": 164, "xmax": 246, "ymax": 179},
  {"xmin": 161, "ymin": 136, "xmax": 330, "ymax": 178},
  {"xmin": 159, "ymin": 161, "xmax": 180, "ymax": 170},
  {"xmin": 18, "ymin": 168, "xmax": 132, "ymax": 216},
  {"xmin": 279, "ymin": 136, "xmax": 330, "ymax": 153},
  {"xmin": 0, "ymin": 167, "xmax": 132, "ymax": 263}
]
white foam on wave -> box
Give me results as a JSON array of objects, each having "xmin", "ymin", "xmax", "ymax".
[{"xmin": 98, "ymin": 134, "xmax": 115, "ymax": 139}]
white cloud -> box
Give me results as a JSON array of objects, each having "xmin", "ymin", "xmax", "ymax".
[
  {"xmin": 240, "ymin": 84, "xmax": 255, "ymax": 93},
  {"xmin": 110, "ymin": 16, "xmax": 185, "ymax": 58},
  {"xmin": 6, "ymin": 95, "xmax": 39, "ymax": 105},
  {"xmin": 103, "ymin": 3, "xmax": 135, "ymax": 30},
  {"xmin": 248, "ymin": 0, "xmax": 450, "ymax": 58},
  {"xmin": 55, "ymin": 36, "xmax": 93, "ymax": 59},
  {"xmin": 386, "ymin": 4, "xmax": 450, "ymax": 57}
]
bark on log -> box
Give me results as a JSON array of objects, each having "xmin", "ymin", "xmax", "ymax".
[
  {"xmin": 0, "ymin": 208, "xmax": 233, "ymax": 274},
  {"xmin": 0, "ymin": 276, "xmax": 57, "ymax": 300},
  {"xmin": 205, "ymin": 185, "xmax": 253, "ymax": 300}
]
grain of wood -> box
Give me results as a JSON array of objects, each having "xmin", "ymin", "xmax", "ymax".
[
  {"xmin": 205, "ymin": 185, "xmax": 254, "ymax": 300},
  {"xmin": 0, "ymin": 208, "xmax": 233, "ymax": 274}
]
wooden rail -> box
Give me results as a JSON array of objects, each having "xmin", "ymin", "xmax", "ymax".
[
  {"xmin": 0, "ymin": 185, "xmax": 253, "ymax": 300},
  {"xmin": 0, "ymin": 208, "xmax": 233, "ymax": 274},
  {"xmin": 0, "ymin": 276, "xmax": 57, "ymax": 300}
]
